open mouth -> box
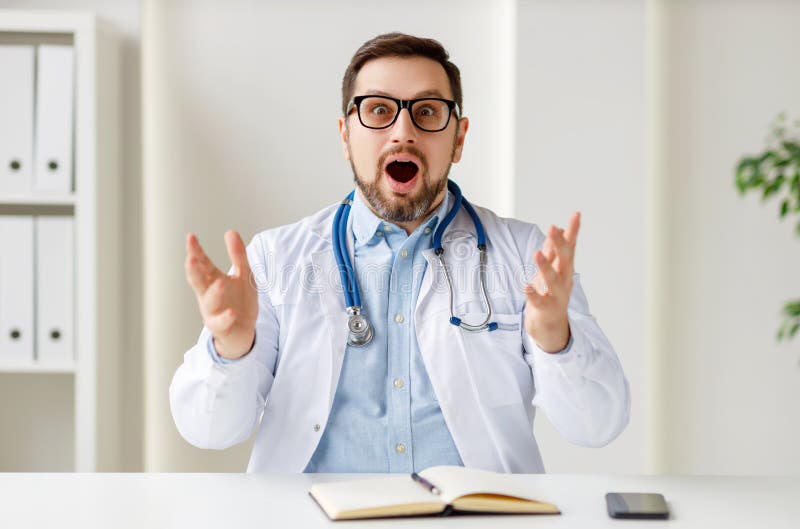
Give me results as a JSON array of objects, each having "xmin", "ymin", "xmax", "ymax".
[{"xmin": 386, "ymin": 160, "xmax": 419, "ymax": 183}]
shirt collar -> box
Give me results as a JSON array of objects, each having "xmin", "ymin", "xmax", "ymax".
[{"xmin": 350, "ymin": 186, "xmax": 451, "ymax": 247}]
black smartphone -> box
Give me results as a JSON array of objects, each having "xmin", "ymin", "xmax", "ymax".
[{"xmin": 606, "ymin": 492, "xmax": 669, "ymax": 519}]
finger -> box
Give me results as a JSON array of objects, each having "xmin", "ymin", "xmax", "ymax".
[
  {"xmin": 186, "ymin": 232, "xmax": 201, "ymax": 254},
  {"xmin": 201, "ymin": 276, "xmax": 227, "ymax": 315},
  {"xmin": 551, "ymin": 228, "xmax": 574, "ymax": 275},
  {"xmin": 186, "ymin": 233, "xmax": 220, "ymax": 279},
  {"xmin": 530, "ymin": 245, "xmax": 555, "ymax": 293},
  {"xmin": 205, "ymin": 307, "xmax": 237, "ymax": 335},
  {"xmin": 563, "ymin": 211, "xmax": 581, "ymax": 246},
  {"xmin": 225, "ymin": 230, "xmax": 250, "ymax": 277},
  {"xmin": 186, "ymin": 233, "xmax": 211, "ymax": 264},
  {"xmin": 531, "ymin": 272, "xmax": 548, "ymax": 295},
  {"xmin": 185, "ymin": 253, "xmax": 214, "ymax": 294},
  {"xmin": 542, "ymin": 231, "xmax": 556, "ymax": 262},
  {"xmin": 547, "ymin": 225, "xmax": 568, "ymax": 267},
  {"xmin": 524, "ymin": 283, "xmax": 547, "ymax": 306},
  {"xmin": 534, "ymin": 251, "xmax": 560, "ymax": 294}
]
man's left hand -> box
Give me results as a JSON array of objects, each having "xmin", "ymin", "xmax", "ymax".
[{"xmin": 524, "ymin": 212, "xmax": 581, "ymax": 353}]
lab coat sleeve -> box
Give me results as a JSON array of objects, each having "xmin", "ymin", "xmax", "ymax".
[
  {"xmin": 521, "ymin": 225, "xmax": 630, "ymax": 448},
  {"xmin": 169, "ymin": 234, "xmax": 279, "ymax": 450}
]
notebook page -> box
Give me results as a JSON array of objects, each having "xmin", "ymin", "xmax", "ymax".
[
  {"xmin": 419, "ymin": 466, "xmax": 550, "ymax": 505},
  {"xmin": 309, "ymin": 475, "xmax": 444, "ymax": 518}
]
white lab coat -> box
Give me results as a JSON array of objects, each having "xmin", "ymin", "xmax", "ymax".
[{"xmin": 169, "ymin": 199, "xmax": 630, "ymax": 473}]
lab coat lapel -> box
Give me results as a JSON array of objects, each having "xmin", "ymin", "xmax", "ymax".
[
  {"xmin": 415, "ymin": 209, "xmax": 505, "ymax": 471},
  {"xmin": 416, "ymin": 248, "xmax": 443, "ymax": 316},
  {"xmin": 416, "ymin": 208, "xmax": 474, "ymax": 317},
  {"xmin": 310, "ymin": 218, "xmax": 354, "ymax": 410}
]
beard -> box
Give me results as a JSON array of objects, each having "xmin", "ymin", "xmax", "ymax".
[{"xmin": 348, "ymin": 141, "xmax": 456, "ymax": 224}]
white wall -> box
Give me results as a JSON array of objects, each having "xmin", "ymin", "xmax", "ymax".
[
  {"xmin": 515, "ymin": 0, "xmax": 649, "ymax": 474},
  {"xmin": 660, "ymin": 0, "xmax": 800, "ymax": 475}
]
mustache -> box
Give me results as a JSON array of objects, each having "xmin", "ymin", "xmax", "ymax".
[{"xmin": 376, "ymin": 146, "xmax": 428, "ymax": 173}]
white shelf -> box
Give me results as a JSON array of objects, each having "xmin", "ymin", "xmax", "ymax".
[
  {"xmin": 0, "ymin": 10, "xmax": 121, "ymax": 472},
  {"xmin": 0, "ymin": 361, "xmax": 76, "ymax": 374},
  {"xmin": 0, "ymin": 195, "xmax": 75, "ymax": 206}
]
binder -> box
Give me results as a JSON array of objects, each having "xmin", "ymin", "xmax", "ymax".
[
  {"xmin": 34, "ymin": 45, "xmax": 75, "ymax": 194},
  {"xmin": 35, "ymin": 216, "xmax": 75, "ymax": 364},
  {"xmin": 0, "ymin": 45, "xmax": 35, "ymax": 194},
  {"xmin": 0, "ymin": 216, "xmax": 35, "ymax": 364}
]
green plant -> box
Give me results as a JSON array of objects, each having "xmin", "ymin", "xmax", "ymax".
[{"xmin": 735, "ymin": 113, "xmax": 800, "ymax": 342}]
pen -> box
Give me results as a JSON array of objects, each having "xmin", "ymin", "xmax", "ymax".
[{"xmin": 411, "ymin": 472, "xmax": 441, "ymax": 495}]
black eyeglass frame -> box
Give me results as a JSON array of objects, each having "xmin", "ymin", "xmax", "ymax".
[{"xmin": 346, "ymin": 95, "xmax": 461, "ymax": 132}]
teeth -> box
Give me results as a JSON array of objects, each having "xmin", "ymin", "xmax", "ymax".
[{"xmin": 390, "ymin": 157, "xmax": 415, "ymax": 164}]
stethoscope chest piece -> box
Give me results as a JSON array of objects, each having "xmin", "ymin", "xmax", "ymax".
[{"xmin": 347, "ymin": 307, "xmax": 374, "ymax": 347}]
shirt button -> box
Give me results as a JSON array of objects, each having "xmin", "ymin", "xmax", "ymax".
[
  {"xmin": 394, "ymin": 313, "xmax": 404, "ymax": 324},
  {"xmin": 376, "ymin": 231, "xmax": 383, "ymax": 237},
  {"xmin": 384, "ymin": 225, "xmax": 392, "ymax": 232},
  {"xmin": 400, "ymin": 249, "xmax": 408, "ymax": 258},
  {"xmin": 395, "ymin": 443, "xmax": 406, "ymax": 454},
  {"xmin": 393, "ymin": 378, "xmax": 404, "ymax": 389},
  {"xmin": 424, "ymin": 227, "xmax": 432, "ymax": 235},
  {"xmin": 313, "ymin": 424, "xmax": 320, "ymax": 432}
]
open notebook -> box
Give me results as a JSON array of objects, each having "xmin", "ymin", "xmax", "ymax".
[{"xmin": 309, "ymin": 465, "xmax": 560, "ymax": 521}]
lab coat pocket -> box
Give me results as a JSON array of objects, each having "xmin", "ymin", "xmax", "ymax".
[{"xmin": 455, "ymin": 312, "xmax": 529, "ymax": 407}]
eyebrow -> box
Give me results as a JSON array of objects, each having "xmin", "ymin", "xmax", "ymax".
[{"xmin": 363, "ymin": 89, "xmax": 447, "ymax": 99}]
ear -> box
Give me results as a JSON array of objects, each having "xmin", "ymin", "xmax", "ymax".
[
  {"xmin": 338, "ymin": 116, "xmax": 350, "ymax": 161},
  {"xmin": 451, "ymin": 116, "xmax": 469, "ymax": 164}
]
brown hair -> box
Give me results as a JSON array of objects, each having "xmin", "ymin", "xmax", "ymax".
[{"xmin": 341, "ymin": 32, "xmax": 463, "ymax": 116}]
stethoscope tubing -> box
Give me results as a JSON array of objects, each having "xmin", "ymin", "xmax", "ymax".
[
  {"xmin": 332, "ymin": 192, "xmax": 359, "ymax": 309},
  {"xmin": 335, "ymin": 179, "xmax": 497, "ymax": 346}
]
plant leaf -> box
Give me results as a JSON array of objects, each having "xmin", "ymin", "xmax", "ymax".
[
  {"xmin": 784, "ymin": 300, "xmax": 800, "ymax": 316},
  {"xmin": 762, "ymin": 177, "xmax": 784, "ymax": 200},
  {"xmin": 735, "ymin": 158, "xmax": 759, "ymax": 193},
  {"xmin": 758, "ymin": 151, "xmax": 777, "ymax": 165},
  {"xmin": 783, "ymin": 141, "xmax": 800, "ymax": 158}
]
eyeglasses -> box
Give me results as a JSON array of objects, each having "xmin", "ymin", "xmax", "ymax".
[{"xmin": 346, "ymin": 95, "xmax": 460, "ymax": 132}]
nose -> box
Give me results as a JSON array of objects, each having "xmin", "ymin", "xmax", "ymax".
[{"xmin": 389, "ymin": 107, "xmax": 417, "ymax": 145}]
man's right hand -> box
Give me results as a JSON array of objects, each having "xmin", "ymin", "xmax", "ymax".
[{"xmin": 184, "ymin": 230, "xmax": 258, "ymax": 360}]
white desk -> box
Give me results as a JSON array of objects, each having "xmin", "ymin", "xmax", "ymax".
[{"xmin": 1, "ymin": 473, "xmax": 797, "ymax": 528}]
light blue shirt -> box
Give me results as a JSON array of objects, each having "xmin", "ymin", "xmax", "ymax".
[{"xmin": 303, "ymin": 189, "xmax": 463, "ymax": 473}]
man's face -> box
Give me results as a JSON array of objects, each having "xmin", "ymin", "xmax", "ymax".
[{"xmin": 338, "ymin": 56, "xmax": 469, "ymax": 224}]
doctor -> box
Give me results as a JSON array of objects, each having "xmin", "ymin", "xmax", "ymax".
[{"xmin": 170, "ymin": 33, "xmax": 630, "ymax": 474}]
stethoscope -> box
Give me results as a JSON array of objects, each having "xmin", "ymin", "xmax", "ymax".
[{"xmin": 332, "ymin": 179, "xmax": 498, "ymax": 347}]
